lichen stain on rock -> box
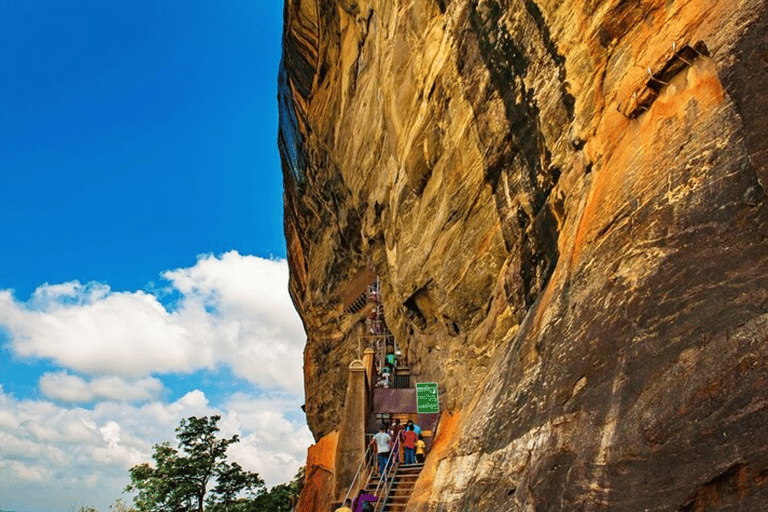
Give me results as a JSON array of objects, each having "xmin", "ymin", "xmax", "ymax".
[
  {"xmin": 572, "ymin": 55, "xmax": 727, "ymax": 269},
  {"xmin": 280, "ymin": 0, "xmax": 768, "ymax": 510}
]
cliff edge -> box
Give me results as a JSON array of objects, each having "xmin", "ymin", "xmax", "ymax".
[{"xmin": 279, "ymin": 0, "xmax": 768, "ymax": 509}]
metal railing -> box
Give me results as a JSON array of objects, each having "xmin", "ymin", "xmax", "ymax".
[
  {"xmin": 372, "ymin": 436, "xmax": 401, "ymax": 512},
  {"xmin": 346, "ymin": 291, "xmax": 369, "ymax": 314},
  {"xmin": 392, "ymin": 373, "xmax": 410, "ymax": 389},
  {"xmin": 343, "ymin": 443, "xmax": 375, "ymax": 506},
  {"xmin": 376, "ymin": 416, "xmax": 442, "ymax": 511},
  {"xmin": 343, "ymin": 435, "xmax": 401, "ymax": 512}
]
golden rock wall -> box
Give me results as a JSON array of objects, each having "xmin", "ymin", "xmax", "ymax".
[{"xmin": 280, "ymin": 0, "xmax": 768, "ymax": 509}]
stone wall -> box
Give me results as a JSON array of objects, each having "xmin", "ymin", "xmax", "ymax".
[{"xmin": 280, "ymin": 0, "xmax": 768, "ymax": 509}]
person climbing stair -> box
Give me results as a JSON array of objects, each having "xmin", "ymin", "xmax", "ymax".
[
  {"xmin": 335, "ymin": 498, "xmax": 353, "ymax": 512},
  {"xmin": 402, "ymin": 424, "xmax": 417, "ymax": 465},
  {"xmin": 415, "ymin": 434, "xmax": 426, "ymax": 463},
  {"xmin": 370, "ymin": 424, "xmax": 392, "ymax": 478}
]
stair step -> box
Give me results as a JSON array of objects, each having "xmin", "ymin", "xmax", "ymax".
[{"xmin": 360, "ymin": 464, "xmax": 426, "ymax": 512}]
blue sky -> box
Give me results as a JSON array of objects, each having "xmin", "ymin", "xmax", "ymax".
[
  {"xmin": 0, "ymin": 0, "xmax": 287, "ymax": 297},
  {"xmin": 0, "ymin": 2, "xmax": 311, "ymax": 511}
]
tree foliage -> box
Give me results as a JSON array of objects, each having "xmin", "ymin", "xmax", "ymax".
[
  {"xmin": 125, "ymin": 415, "xmax": 264, "ymax": 512},
  {"xmin": 110, "ymin": 498, "xmax": 137, "ymax": 512},
  {"xmin": 207, "ymin": 467, "xmax": 304, "ymax": 512}
]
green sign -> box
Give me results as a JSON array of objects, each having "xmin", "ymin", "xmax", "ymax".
[{"xmin": 416, "ymin": 382, "xmax": 439, "ymax": 413}]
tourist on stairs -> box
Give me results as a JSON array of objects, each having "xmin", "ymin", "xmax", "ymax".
[
  {"xmin": 415, "ymin": 434, "xmax": 426, "ymax": 464},
  {"xmin": 386, "ymin": 347, "xmax": 397, "ymax": 368},
  {"xmin": 335, "ymin": 498, "xmax": 353, "ymax": 512},
  {"xmin": 370, "ymin": 425, "xmax": 392, "ymax": 478},
  {"xmin": 406, "ymin": 419, "xmax": 421, "ymax": 436},
  {"xmin": 352, "ymin": 490, "xmax": 376, "ymax": 512},
  {"xmin": 402, "ymin": 424, "xmax": 418, "ymax": 465},
  {"xmin": 381, "ymin": 365, "xmax": 392, "ymax": 388}
]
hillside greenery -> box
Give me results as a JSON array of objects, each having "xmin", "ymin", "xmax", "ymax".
[{"xmin": 111, "ymin": 415, "xmax": 302, "ymax": 512}]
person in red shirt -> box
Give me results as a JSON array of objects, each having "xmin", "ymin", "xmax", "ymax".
[{"xmin": 402, "ymin": 424, "xmax": 418, "ymax": 465}]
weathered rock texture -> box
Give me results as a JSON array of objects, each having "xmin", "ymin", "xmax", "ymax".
[{"xmin": 279, "ymin": 0, "xmax": 768, "ymax": 509}]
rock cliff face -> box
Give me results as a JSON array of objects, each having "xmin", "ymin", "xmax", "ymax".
[{"xmin": 279, "ymin": 0, "xmax": 768, "ymax": 510}]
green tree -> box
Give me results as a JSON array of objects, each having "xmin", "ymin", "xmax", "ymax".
[
  {"xmin": 110, "ymin": 498, "xmax": 137, "ymax": 512},
  {"xmin": 206, "ymin": 466, "xmax": 304, "ymax": 512},
  {"xmin": 206, "ymin": 462, "xmax": 264, "ymax": 511},
  {"xmin": 126, "ymin": 415, "xmax": 264, "ymax": 512},
  {"xmin": 250, "ymin": 466, "xmax": 304, "ymax": 512}
]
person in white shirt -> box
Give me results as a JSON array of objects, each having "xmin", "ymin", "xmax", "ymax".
[{"xmin": 370, "ymin": 425, "xmax": 392, "ymax": 478}]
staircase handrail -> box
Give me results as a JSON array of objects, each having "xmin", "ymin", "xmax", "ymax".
[
  {"xmin": 372, "ymin": 435, "xmax": 400, "ymax": 509},
  {"xmin": 343, "ymin": 442, "xmax": 375, "ymax": 505},
  {"xmin": 378, "ymin": 418, "xmax": 437, "ymax": 512},
  {"xmin": 376, "ymin": 469, "xmax": 396, "ymax": 512},
  {"xmin": 374, "ymin": 438, "xmax": 401, "ymax": 512}
]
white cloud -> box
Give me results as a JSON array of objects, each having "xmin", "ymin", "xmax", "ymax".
[
  {"xmin": 0, "ymin": 253, "xmax": 314, "ymax": 511},
  {"xmin": 0, "ymin": 409, "xmax": 19, "ymax": 429},
  {"xmin": 8, "ymin": 460, "xmax": 48, "ymax": 481},
  {"xmin": 0, "ymin": 286, "xmax": 199, "ymax": 376},
  {"xmin": 0, "ymin": 387, "xmax": 312, "ymax": 512},
  {"xmin": 39, "ymin": 372, "xmax": 163, "ymax": 403},
  {"xmin": 160, "ymin": 252, "xmax": 306, "ymax": 392},
  {"xmin": 0, "ymin": 252, "xmax": 307, "ymax": 393},
  {"xmin": 0, "ymin": 252, "xmax": 312, "ymax": 511}
]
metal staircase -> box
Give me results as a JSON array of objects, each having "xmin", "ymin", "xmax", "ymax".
[
  {"xmin": 373, "ymin": 462, "xmax": 423, "ymax": 512},
  {"xmin": 331, "ymin": 273, "xmax": 433, "ymax": 512},
  {"xmin": 339, "ymin": 436, "xmax": 424, "ymax": 512}
]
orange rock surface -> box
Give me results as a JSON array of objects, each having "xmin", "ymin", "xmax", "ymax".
[
  {"xmin": 295, "ymin": 431, "xmax": 338, "ymax": 512},
  {"xmin": 280, "ymin": 0, "xmax": 768, "ymax": 509},
  {"xmin": 407, "ymin": 412, "xmax": 462, "ymax": 511}
]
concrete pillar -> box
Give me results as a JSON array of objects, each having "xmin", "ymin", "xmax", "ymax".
[
  {"xmin": 363, "ymin": 348, "xmax": 375, "ymax": 393},
  {"xmin": 334, "ymin": 359, "xmax": 367, "ymax": 501}
]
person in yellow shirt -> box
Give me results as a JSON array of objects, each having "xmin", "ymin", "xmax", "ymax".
[
  {"xmin": 415, "ymin": 434, "xmax": 427, "ymax": 463},
  {"xmin": 335, "ymin": 498, "xmax": 353, "ymax": 512}
]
